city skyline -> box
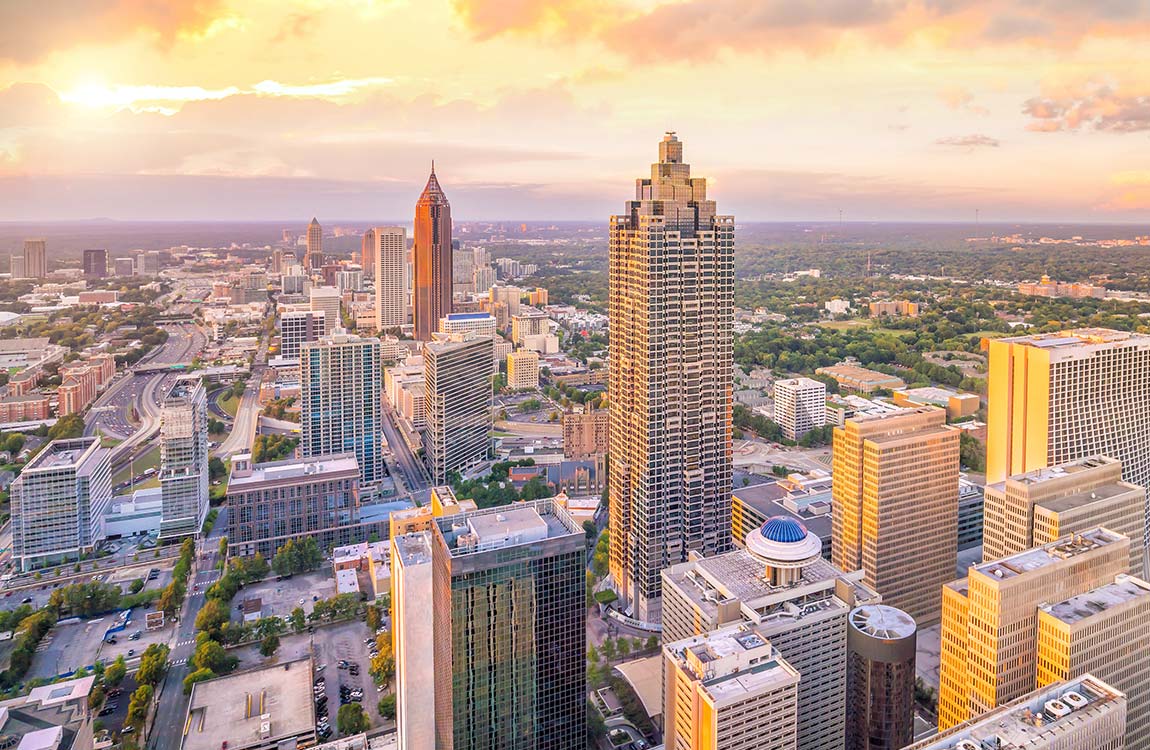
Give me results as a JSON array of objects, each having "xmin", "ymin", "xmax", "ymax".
[{"xmin": 4, "ymin": 2, "xmax": 1150, "ymax": 222}]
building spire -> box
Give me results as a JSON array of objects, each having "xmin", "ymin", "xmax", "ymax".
[{"xmin": 431, "ymin": 159, "xmax": 435, "ymax": 175}]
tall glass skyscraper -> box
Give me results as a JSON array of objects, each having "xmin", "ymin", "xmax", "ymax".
[
  {"xmin": 300, "ymin": 331, "xmax": 383, "ymax": 485},
  {"xmin": 608, "ymin": 133, "xmax": 735, "ymax": 623},
  {"xmin": 413, "ymin": 165, "xmax": 453, "ymax": 340},
  {"xmin": 158, "ymin": 376, "xmax": 210, "ymax": 539}
]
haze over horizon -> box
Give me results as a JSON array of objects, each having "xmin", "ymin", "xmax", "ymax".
[{"xmin": 3, "ymin": 1, "xmax": 1150, "ymax": 223}]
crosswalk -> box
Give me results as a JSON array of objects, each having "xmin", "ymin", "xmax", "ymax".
[
  {"xmin": 171, "ymin": 658, "xmax": 188, "ymax": 666},
  {"xmin": 176, "ymin": 639, "xmax": 196, "ymax": 648}
]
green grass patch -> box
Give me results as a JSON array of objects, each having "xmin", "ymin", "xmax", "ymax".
[
  {"xmin": 111, "ymin": 445, "xmax": 162, "ymax": 488},
  {"xmin": 817, "ymin": 319, "xmax": 872, "ymax": 331},
  {"xmin": 218, "ymin": 391, "xmax": 241, "ymax": 418},
  {"xmin": 969, "ymin": 330, "xmax": 1008, "ymax": 340},
  {"xmin": 593, "ymin": 590, "xmax": 618, "ymax": 605},
  {"xmin": 870, "ymin": 327, "xmax": 917, "ymax": 338}
]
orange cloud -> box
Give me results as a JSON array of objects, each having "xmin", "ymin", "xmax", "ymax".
[
  {"xmin": 1024, "ymin": 84, "xmax": 1150, "ymax": 133},
  {"xmin": 0, "ymin": 0, "xmax": 227, "ymax": 62},
  {"xmin": 451, "ymin": 0, "xmax": 610, "ymax": 38}
]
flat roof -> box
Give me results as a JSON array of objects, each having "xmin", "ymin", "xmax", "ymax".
[
  {"xmin": 183, "ymin": 658, "xmax": 314, "ymax": 750},
  {"xmin": 1035, "ymin": 482, "xmax": 1138, "ymax": 513},
  {"xmin": 1043, "ymin": 575, "xmax": 1150, "ymax": 625},
  {"xmin": 815, "ymin": 363, "xmax": 906, "ymax": 384},
  {"xmin": 849, "ymin": 604, "xmax": 916, "ymax": 639},
  {"xmin": 1000, "ymin": 327, "xmax": 1150, "ymax": 349},
  {"xmin": 229, "ymin": 453, "xmax": 359, "ymax": 488},
  {"xmin": 444, "ymin": 312, "xmax": 494, "ymax": 321},
  {"xmin": 1006, "ymin": 455, "xmax": 1120, "ymax": 488},
  {"xmin": 974, "ymin": 528, "xmax": 1124, "ymax": 582},
  {"xmin": 393, "ymin": 532, "xmax": 434, "ymax": 568},
  {"xmin": 23, "ymin": 438, "xmax": 101, "ymax": 472}
]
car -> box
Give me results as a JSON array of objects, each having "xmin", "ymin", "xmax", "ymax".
[
  {"xmin": 108, "ymin": 688, "xmax": 123, "ymax": 697},
  {"xmin": 376, "ymin": 684, "xmax": 386, "ymax": 693},
  {"xmin": 98, "ymin": 707, "xmax": 114, "ymax": 716},
  {"xmin": 298, "ymin": 597, "xmax": 305, "ymax": 605},
  {"xmin": 105, "ymin": 638, "xmax": 117, "ymax": 645},
  {"xmin": 129, "ymin": 632, "xmax": 141, "ymax": 641},
  {"xmin": 21, "ymin": 597, "xmax": 32, "ymax": 604},
  {"xmin": 127, "ymin": 649, "xmax": 135, "ymax": 656},
  {"xmin": 337, "ymin": 660, "xmax": 349, "ymax": 669}
]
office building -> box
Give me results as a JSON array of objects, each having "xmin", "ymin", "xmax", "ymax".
[
  {"xmin": 226, "ymin": 453, "xmax": 382, "ymax": 558},
  {"xmin": 139, "ymin": 250, "xmax": 161, "ymax": 275},
  {"xmin": 832, "ymin": 407, "xmax": 960, "ymax": 625},
  {"xmin": 816, "ymin": 363, "xmax": 906, "ymax": 393},
  {"xmin": 506, "ymin": 349, "xmax": 539, "ymax": 390},
  {"xmin": 158, "ymin": 377, "xmax": 209, "ymax": 539},
  {"xmin": 305, "ymin": 217, "xmax": 323, "ymax": 270},
  {"xmin": 114, "ymin": 257, "xmax": 135, "ymax": 276},
  {"xmin": 422, "ymin": 333, "xmax": 493, "ymax": 484},
  {"xmin": 773, "ymin": 377, "xmax": 826, "ymax": 442},
  {"xmin": 279, "ymin": 309, "xmax": 325, "ymax": 361},
  {"xmin": 1037, "ymin": 573, "xmax": 1150, "ymax": 745},
  {"xmin": 438, "ymin": 312, "xmax": 497, "ymax": 338},
  {"xmin": 908, "ymin": 675, "xmax": 1127, "ymax": 750},
  {"xmin": 937, "ymin": 527, "xmax": 1130, "ymax": 729},
  {"xmin": 309, "ymin": 286, "xmax": 341, "ymax": 335},
  {"xmin": 474, "ymin": 264, "xmax": 496, "ymax": 295},
  {"xmin": 985, "ymin": 328, "xmax": 1150, "ymax": 557},
  {"xmin": 892, "ymin": 386, "xmax": 980, "ymax": 421},
  {"xmin": 609, "ymin": 133, "xmax": 735, "ymax": 624},
  {"xmin": 413, "ymin": 165, "xmax": 452, "ymax": 340},
  {"xmin": 23, "ymin": 239, "xmax": 46, "ymax": 278},
  {"xmin": 662, "ymin": 519, "xmax": 880, "ymax": 750},
  {"xmin": 511, "ymin": 307, "xmax": 549, "ymax": 346},
  {"xmin": 335, "ymin": 269, "xmax": 362, "ymax": 293},
  {"xmin": 983, "ymin": 456, "xmax": 1146, "ymax": 576},
  {"xmin": 391, "ymin": 500, "xmax": 585, "ymax": 749},
  {"xmin": 83, "ymin": 248, "xmax": 108, "ymax": 278},
  {"xmin": 563, "ymin": 408, "xmax": 609, "ymax": 460},
  {"xmin": 11, "ymin": 437, "xmax": 112, "ymax": 571},
  {"xmin": 301, "ymin": 331, "xmax": 383, "ymax": 485},
  {"xmin": 9, "ymin": 255, "xmax": 25, "ymax": 278},
  {"xmin": 361, "ymin": 228, "xmax": 376, "ymax": 279},
  {"xmin": 663, "ymin": 625, "xmax": 800, "ymax": 750},
  {"xmin": 846, "ymin": 605, "xmax": 917, "ymax": 750},
  {"xmin": 374, "ymin": 226, "xmax": 407, "ymax": 329}
]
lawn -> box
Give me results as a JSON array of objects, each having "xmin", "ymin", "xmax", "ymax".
[
  {"xmin": 869, "ymin": 327, "xmax": 917, "ymax": 338},
  {"xmin": 218, "ymin": 390, "xmax": 242, "ymax": 418},
  {"xmin": 817, "ymin": 319, "xmax": 872, "ymax": 331},
  {"xmin": 111, "ymin": 445, "xmax": 162, "ymax": 488}
]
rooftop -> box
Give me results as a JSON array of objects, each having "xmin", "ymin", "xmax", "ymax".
[
  {"xmin": 1034, "ymin": 482, "xmax": 1138, "ymax": 514},
  {"xmin": 1000, "ymin": 327, "xmax": 1150, "ymax": 349},
  {"xmin": 182, "ymin": 658, "xmax": 314, "ymax": 750},
  {"xmin": 444, "ymin": 312, "xmax": 495, "ymax": 321},
  {"xmin": 22, "ymin": 438, "xmax": 102, "ymax": 473},
  {"xmin": 667, "ymin": 626, "xmax": 799, "ymax": 705},
  {"xmin": 1003, "ymin": 455, "xmax": 1121, "ymax": 489},
  {"xmin": 897, "ymin": 386, "xmax": 978, "ymax": 403},
  {"xmin": 229, "ymin": 453, "xmax": 359, "ymax": 488},
  {"xmin": 393, "ymin": 531, "xmax": 434, "ymax": 568},
  {"xmin": 1043, "ymin": 574, "xmax": 1150, "ymax": 625},
  {"xmin": 974, "ymin": 527, "xmax": 1124, "ymax": 582},
  {"xmin": 849, "ymin": 604, "xmax": 917, "ymax": 640}
]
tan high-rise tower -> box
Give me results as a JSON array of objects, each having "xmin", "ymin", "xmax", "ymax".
[
  {"xmin": 373, "ymin": 226, "xmax": 407, "ymax": 330},
  {"xmin": 413, "ymin": 164, "xmax": 452, "ymax": 340},
  {"xmin": 608, "ymin": 133, "xmax": 734, "ymax": 624},
  {"xmin": 832, "ymin": 406, "xmax": 960, "ymax": 625},
  {"xmin": 22, "ymin": 239, "xmax": 46, "ymax": 278},
  {"xmin": 305, "ymin": 217, "xmax": 323, "ymax": 271}
]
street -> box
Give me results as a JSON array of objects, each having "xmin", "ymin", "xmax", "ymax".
[{"xmin": 380, "ymin": 400, "xmax": 429, "ymax": 494}]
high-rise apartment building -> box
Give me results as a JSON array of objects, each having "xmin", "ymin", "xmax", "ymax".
[
  {"xmin": 773, "ymin": 377, "xmax": 827, "ymax": 442},
  {"xmin": 983, "ymin": 455, "xmax": 1146, "ymax": 576},
  {"xmin": 391, "ymin": 500, "xmax": 586, "ymax": 749},
  {"xmin": 226, "ymin": 453, "xmax": 378, "ymax": 559},
  {"xmin": 562, "ymin": 408, "xmax": 609, "ymax": 460},
  {"xmin": 279, "ymin": 309, "xmax": 325, "ymax": 361},
  {"xmin": 506, "ymin": 349, "xmax": 540, "ymax": 390},
  {"xmin": 609, "ymin": 133, "xmax": 735, "ymax": 624},
  {"xmin": 22, "ymin": 239, "xmax": 46, "ymax": 278},
  {"xmin": 1037, "ymin": 573, "xmax": 1150, "ymax": 746},
  {"xmin": 305, "ymin": 217, "xmax": 323, "ymax": 270},
  {"xmin": 422, "ymin": 333, "xmax": 493, "ymax": 484},
  {"xmin": 83, "ymin": 248, "xmax": 108, "ymax": 279},
  {"xmin": 662, "ymin": 519, "xmax": 880, "ymax": 750},
  {"xmin": 908, "ymin": 675, "xmax": 1127, "ymax": 750},
  {"xmin": 158, "ymin": 377, "xmax": 209, "ymax": 539},
  {"xmin": 300, "ymin": 331, "xmax": 382, "ymax": 485},
  {"xmin": 846, "ymin": 605, "xmax": 917, "ymax": 750},
  {"xmin": 985, "ymin": 328, "xmax": 1150, "ymax": 558},
  {"xmin": 937, "ymin": 527, "xmax": 1130, "ymax": 729},
  {"xmin": 473, "ymin": 265, "xmax": 496, "ymax": 296},
  {"xmin": 663, "ymin": 625, "xmax": 800, "ymax": 750},
  {"xmin": 413, "ymin": 165, "xmax": 452, "ymax": 340},
  {"xmin": 832, "ymin": 406, "xmax": 960, "ymax": 625},
  {"xmin": 511, "ymin": 307, "xmax": 549, "ymax": 346},
  {"xmin": 309, "ymin": 286, "xmax": 341, "ymax": 335},
  {"xmin": 11, "ymin": 437, "xmax": 112, "ymax": 571},
  {"xmin": 374, "ymin": 226, "xmax": 407, "ymax": 330}
]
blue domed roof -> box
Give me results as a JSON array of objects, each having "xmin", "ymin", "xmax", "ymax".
[{"xmin": 759, "ymin": 517, "xmax": 808, "ymax": 544}]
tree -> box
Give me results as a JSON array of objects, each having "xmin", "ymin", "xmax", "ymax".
[
  {"xmin": 337, "ymin": 702, "xmax": 370, "ymax": 735},
  {"xmin": 104, "ymin": 655, "xmax": 127, "ymax": 687},
  {"xmin": 129, "ymin": 578, "xmax": 145, "ymax": 594},
  {"xmin": 193, "ymin": 639, "xmax": 237, "ymax": 674},
  {"xmin": 47, "ymin": 414, "xmax": 85, "ymax": 440},
  {"xmin": 582, "ymin": 520, "xmax": 597, "ymax": 545},
  {"xmin": 208, "ymin": 456, "xmax": 227, "ymax": 481},
  {"xmin": 370, "ymin": 633, "xmax": 395, "ymax": 685},
  {"xmin": 183, "ymin": 668, "xmax": 215, "ymax": 695},
  {"xmin": 88, "ymin": 683, "xmax": 106, "ymax": 710},
  {"xmin": 134, "ymin": 644, "xmax": 170, "ymax": 686},
  {"xmin": 260, "ymin": 634, "xmax": 280, "ymax": 658},
  {"xmin": 194, "ymin": 599, "xmax": 230, "ymax": 638},
  {"xmin": 290, "ymin": 607, "xmax": 306, "ymax": 632},
  {"xmin": 126, "ymin": 683, "xmax": 154, "ymax": 727},
  {"xmin": 378, "ymin": 693, "xmax": 396, "ymax": 720},
  {"xmin": 365, "ymin": 605, "xmax": 381, "ymax": 632}
]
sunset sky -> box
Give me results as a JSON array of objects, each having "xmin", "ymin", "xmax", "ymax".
[{"xmin": 3, "ymin": 0, "xmax": 1150, "ymax": 222}]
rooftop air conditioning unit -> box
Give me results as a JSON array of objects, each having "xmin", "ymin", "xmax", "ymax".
[{"xmin": 1044, "ymin": 699, "xmax": 1072, "ymax": 719}]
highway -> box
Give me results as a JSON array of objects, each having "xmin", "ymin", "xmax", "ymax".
[
  {"xmin": 215, "ymin": 336, "xmax": 268, "ymax": 458},
  {"xmin": 147, "ymin": 507, "xmax": 228, "ymax": 750}
]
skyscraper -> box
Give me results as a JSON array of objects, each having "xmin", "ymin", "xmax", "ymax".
[
  {"xmin": 832, "ymin": 406, "xmax": 960, "ymax": 626},
  {"xmin": 846, "ymin": 605, "xmax": 917, "ymax": 750},
  {"xmin": 83, "ymin": 248, "xmax": 108, "ymax": 279},
  {"xmin": 985, "ymin": 328, "xmax": 1150, "ymax": 563},
  {"xmin": 937, "ymin": 527, "xmax": 1129, "ymax": 730},
  {"xmin": 391, "ymin": 500, "xmax": 586, "ymax": 749},
  {"xmin": 360, "ymin": 228, "xmax": 376, "ymax": 279},
  {"xmin": 11, "ymin": 437, "xmax": 112, "ymax": 571},
  {"xmin": 413, "ymin": 164, "xmax": 453, "ymax": 340},
  {"xmin": 158, "ymin": 377, "xmax": 209, "ymax": 539},
  {"xmin": 300, "ymin": 331, "xmax": 383, "ymax": 485},
  {"xmin": 422, "ymin": 333, "xmax": 493, "ymax": 484},
  {"xmin": 305, "ymin": 217, "xmax": 323, "ymax": 271},
  {"xmin": 608, "ymin": 133, "xmax": 735, "ymax": 624},
  {"xmin": 278, "ymin": 310, "xmax": 325, "ymax": 361},
  {"xmin": 374, "ymin": 226, "xmax": 407, "ymax": 330},
  {"xmin": 309, "ymin": 286, "xmax": 341, "ymax": 336},
  {"xmin": 22, "ymin": 239, "xmax": 46, "ymax": 278},
  {"xmin": 773, "ymin": 377, "xmax": 827, "ymax": 442}
]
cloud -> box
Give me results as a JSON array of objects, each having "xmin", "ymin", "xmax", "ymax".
[
  {"xmin": 938, "ymin": 86, "xmax": 989, "ymax": 115},
  {"xmin": 935, "ymin": 134, "xmax": 1000, "ymax": 148},
  {"xmin": 0, "ymin": 0, "xmax": 227, "ymax": 62},
  {"xmin": 1024, "ymin": 84, "xmax": 1150, "ymax": 133}
]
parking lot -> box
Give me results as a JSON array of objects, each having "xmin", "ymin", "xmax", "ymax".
[
  {"xmin": 230, "ymin": 570, "xmax": 338, "ymax": 623},
  {"xmin": 26, "ymin": 606, "xmax": 175, "ymax": 681},
  {"xmin": 0, "ymin": 559, "xmax": 174, "ymax": 612},
  {"xmin": 234, "ymin": 620, "xmax": 392, "ymax": 738}
]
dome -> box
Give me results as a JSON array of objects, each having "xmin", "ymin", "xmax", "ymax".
[{"xmin": 759, "ymin": 517, "xmax": 808, "ymax": 544}]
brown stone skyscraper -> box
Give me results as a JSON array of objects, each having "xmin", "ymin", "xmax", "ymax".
[
  {"xmin": 413, "ymin": 164, "xmax": 452, "ymax": 340},
  {"xmin": 608, "ymin": 133, "xmax": 734, "ymax": 624},
  {"xmin": 305, "ymin": 217, "xmax": 323, "ymax": 271}
]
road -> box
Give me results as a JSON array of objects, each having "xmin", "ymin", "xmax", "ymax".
[
  {"xmin": 146, "ymin": 507, "xmax": 228, "ymax": 750},
  {"xmin": 215, "ymin": 336, "xmax": 268, "ymax": 458},
  {"xmin": 380, "ymin": 401, "xmax": 429, "ymax": 494}
]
